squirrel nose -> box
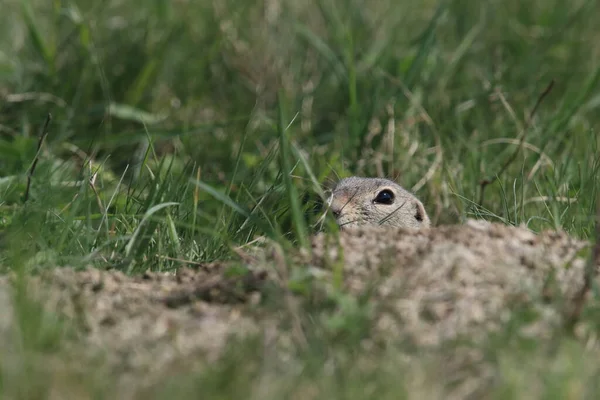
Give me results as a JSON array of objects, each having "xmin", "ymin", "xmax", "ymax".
[
  {"xmin": 330, "ymin": 200, "xmax": 342, "ymax": 218},
  {"xmin": 328, "ymin": 194, "xmax": 344, "ymax": 219}
]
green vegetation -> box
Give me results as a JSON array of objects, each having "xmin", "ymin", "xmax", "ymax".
[{"xmin": 0, "ymin": 0, "xmax": 599, "ymax": 397}]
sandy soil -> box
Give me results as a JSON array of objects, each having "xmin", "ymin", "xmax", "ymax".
[{"xmin": 0, "ymin": 220, "xmax": 596, "ymax": 397}]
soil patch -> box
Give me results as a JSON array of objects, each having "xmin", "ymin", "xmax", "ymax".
[{"xmin": 0, "ymin": 221, "xmax": 596, "ymax": 397}]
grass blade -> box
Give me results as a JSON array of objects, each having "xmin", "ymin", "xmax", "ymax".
[
  {"xmin": 124, "ymin": 201, "xmax": 179, "ymax": 259},
  {"xmin": 277, "ymin": 92, "xmax": 308, "ymax": 249}
]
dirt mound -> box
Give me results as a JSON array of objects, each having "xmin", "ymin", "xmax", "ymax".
[
  {"xmin": 310, "ymin": 219, "xmax": 592, "ymax": 346},
  {"xmin": 0, "ymin": 221, "xmax": 595, "ymax": 396},
  {"xmin": 0, "ymin": 264, "xmax": 272, "ymax": 396}
]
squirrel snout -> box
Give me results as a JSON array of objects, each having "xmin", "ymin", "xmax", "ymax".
[{"xmin": 329, "ymin": 197, "xmax": 344, "ymax": 218}]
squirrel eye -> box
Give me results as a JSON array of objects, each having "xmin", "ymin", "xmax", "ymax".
[{"xmin": 373, "ymin": 189, "xmax": 395, "ymax": 205}]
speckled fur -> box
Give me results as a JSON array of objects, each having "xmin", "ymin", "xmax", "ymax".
[{"xmin": 328, "ymin": 176, "xmax": 431, "ymax": 229}]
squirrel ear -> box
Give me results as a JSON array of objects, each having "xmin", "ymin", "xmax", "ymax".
[{"xmin": 414, "ymin": 201, "xmax": 426, "ymax": 223}]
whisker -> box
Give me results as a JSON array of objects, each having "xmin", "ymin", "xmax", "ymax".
[
  {"xmin": 340, "ymin": 219, "xmax": 361, "ymax": 227},
  {"xmin": 378, "ymin": 201, "xmax": 407, "ymax": 225},
  {"xmin": 339, "ymin": 187, "xmax": 360, "ymax": 216}
]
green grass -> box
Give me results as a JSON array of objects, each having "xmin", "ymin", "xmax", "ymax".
[{"xmin": 1, "ymin": 0, "xmax": 600, "ymax": 397}]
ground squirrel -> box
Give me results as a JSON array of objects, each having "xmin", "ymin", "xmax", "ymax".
[{"xmin": 328, "ymin": 176, "xmax": 431, "ymax": 229}]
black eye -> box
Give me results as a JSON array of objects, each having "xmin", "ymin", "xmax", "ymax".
[{"xmin": 373, "ymin": 189, "xmax": 395, "ymax": 205}]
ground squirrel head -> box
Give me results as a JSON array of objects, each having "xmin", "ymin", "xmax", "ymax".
[{"xmin": 328, "ymin": 176, "xmax": 431, "ymax": 229}]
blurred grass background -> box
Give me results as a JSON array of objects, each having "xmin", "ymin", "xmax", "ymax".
[
  {"xmin": 1, "ymin": 0, "xmax": 599, "ymax": 271},
  {"xmin": 0, "ymin": 0, "xmax": 600, "ymax": 397}
]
